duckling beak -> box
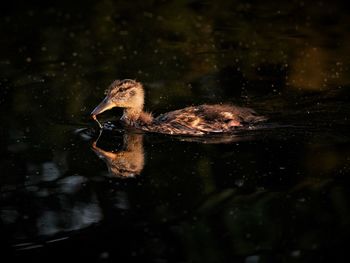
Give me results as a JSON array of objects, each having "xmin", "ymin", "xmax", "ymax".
[{"xmin": 91, "ymin": 97, "xmax": 116, "ymax": 116}]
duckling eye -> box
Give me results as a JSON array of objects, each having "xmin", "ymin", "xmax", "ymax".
[{"xmin": 119, "ymin": 87, "xmax": 128, "ymax": 92}]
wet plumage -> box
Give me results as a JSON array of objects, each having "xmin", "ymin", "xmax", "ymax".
[{"xmin": 91, "ymin": 79, "xmax": 266, "ymax": 135}]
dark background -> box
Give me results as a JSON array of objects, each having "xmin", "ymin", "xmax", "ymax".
[{"xmin": 1, "ymin": 0, "xmax": 350, "ymax": 262}]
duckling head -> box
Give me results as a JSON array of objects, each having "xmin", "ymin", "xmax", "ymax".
[{"xmin": 91, "ymin": 79, "xmax": 144, "ymax": 117}]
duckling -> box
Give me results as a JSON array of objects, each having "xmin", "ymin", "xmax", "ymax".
[{"xmin": 91, "ymin": 79, "xmax": 266, "ymax": 135}]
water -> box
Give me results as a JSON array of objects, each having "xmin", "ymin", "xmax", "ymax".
[{"xmin": 1, "ymin": 1, "xmax": 350, "ymax": 262}]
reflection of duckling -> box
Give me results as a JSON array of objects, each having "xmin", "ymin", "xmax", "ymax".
[
  {"xmin": 91, "ymin": 79, "xmax": 266, "ymax": 135},
  {"xmin": 92, "ymin": 133, "xmax": 144, "ymax": 178}
]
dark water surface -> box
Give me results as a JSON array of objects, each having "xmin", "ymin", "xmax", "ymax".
[{"xmin": 1, "ymin": 1, "xmax": 350, "ymax": 262}]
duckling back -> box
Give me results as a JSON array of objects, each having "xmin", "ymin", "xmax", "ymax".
[{"xmin": 142, "ymin": 104, "xmax": 266, "ymax": 135}]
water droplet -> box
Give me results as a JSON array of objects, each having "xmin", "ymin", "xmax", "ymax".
[
  {"xmin": 291, "ymin": 250, "xmax": 301, "ymax": 257},
  {"xmin": 245, "ymin": 255, "xmax": 259, "ymax": 263},
  {"xmin": 100, "ymin": 252, "xmax": 109, "ymax": 259}
]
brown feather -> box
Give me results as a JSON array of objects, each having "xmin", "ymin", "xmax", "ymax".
[{"xmin": 137, "ymin": 104, "xmax": 265, "ymax": 135}]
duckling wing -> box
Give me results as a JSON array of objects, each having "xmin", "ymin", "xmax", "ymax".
[
  {"xmin": 153, "ymin": 104, "xmax": 263, "ymax": 135},
  {"xmin": 153, "ymin": 107, "xmax": 205, "ymax": 135}
]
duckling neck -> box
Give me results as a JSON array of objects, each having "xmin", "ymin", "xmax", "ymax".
[
  {"xmin": 122, "ymin": 108, "xmax": 142, "ymax": 123},
  {"xmin": 122, "ymin": 108, "xmax": 153, "ymax": 125}
]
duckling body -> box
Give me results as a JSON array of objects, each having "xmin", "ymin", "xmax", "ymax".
[
  {"xmin": 140, "ymin": 104, "xmax": 264, "ymax": 135},
  {"xmin": 91, "ymin": 79, "xmax": 265, "ymax": 136}
]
